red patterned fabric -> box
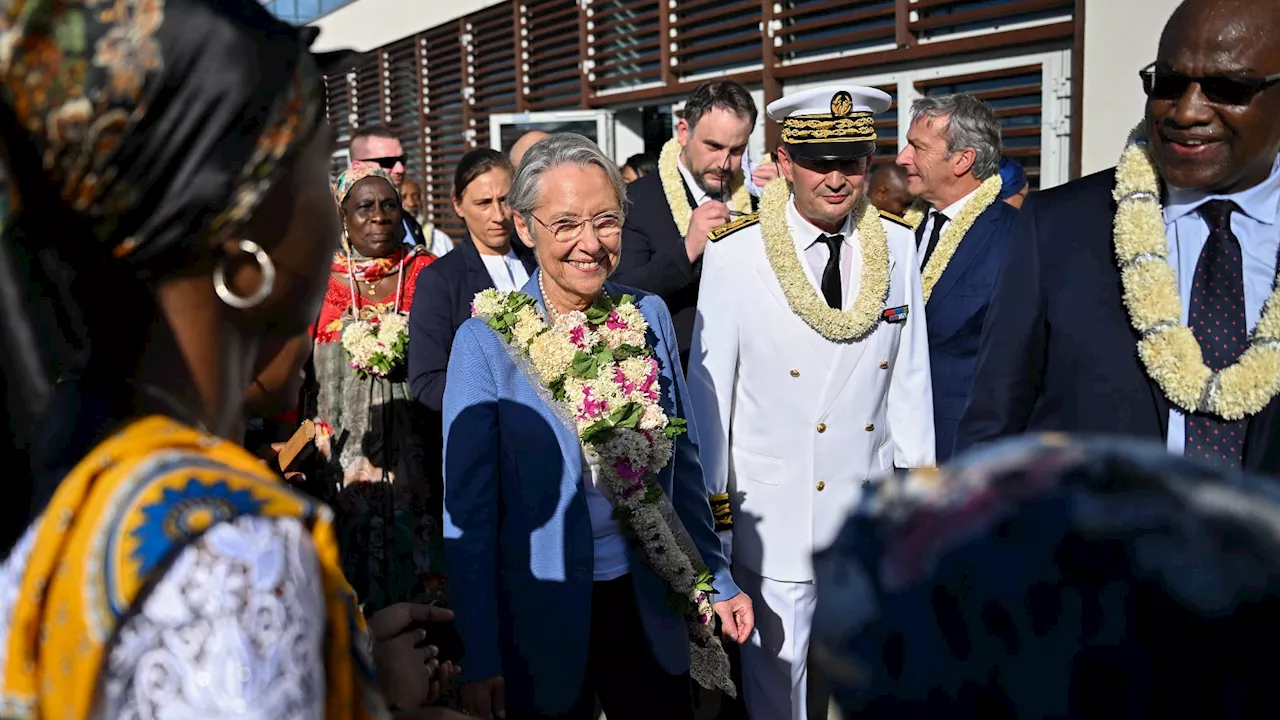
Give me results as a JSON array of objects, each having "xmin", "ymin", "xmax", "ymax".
[{"xmin": 312, "ymin": 250, "xmax": 436, "ymax": 342}]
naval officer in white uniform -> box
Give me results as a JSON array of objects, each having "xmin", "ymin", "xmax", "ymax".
[{"xmin": 686, "ymin": 85, "xmax": 936, "ymax": 720}]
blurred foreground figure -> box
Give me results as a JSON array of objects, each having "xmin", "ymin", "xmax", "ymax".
[{"xmin": 813, "ymin": 435, "xmax": 1280, "ymax": 719}]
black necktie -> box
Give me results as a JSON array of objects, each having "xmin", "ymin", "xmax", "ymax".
[
  {"xmin": 818, "ymin": 233, "xmax": 843, "ymax": 309},
  {"xmin": 1185, "ymin": 200, "xmax": 1248, "ymax": 469},
  {"xmin": 921, "ymin": 211, "xmax": 948, "ymax": 267}
]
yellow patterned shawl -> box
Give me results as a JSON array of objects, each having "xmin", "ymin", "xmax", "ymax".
[{"xmin": 0, "ymin": 416, "xmax": 387, "ymax": 719}]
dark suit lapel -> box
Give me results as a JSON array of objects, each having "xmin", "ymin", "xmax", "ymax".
[
  {"xmin": 681, "ymin": 174, "xmax": 698, "ymax": 210},
  {"xmin": 926, "ymin": 209, "xmax": 998, "ymax": 307}
]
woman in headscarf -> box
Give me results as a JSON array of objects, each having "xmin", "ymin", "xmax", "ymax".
[
  {"xmin": 308, "ymin": 165, "xmax": 445, "ymax": 614},
  {"xmin": 0, "ymin": 0, "xmax": 446, "ymax": 716},
  {"xmin": 812, "ymin": 435, "xmax": 1280, "ymax": 718}
]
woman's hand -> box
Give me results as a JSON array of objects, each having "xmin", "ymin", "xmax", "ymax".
[
  {"xmin": 460, "ymin": 676, "xmax": 506, "ymax": 720},
  {"xmin": 369, "ymin": 603, "xmax": 458, "ymax": 710}
]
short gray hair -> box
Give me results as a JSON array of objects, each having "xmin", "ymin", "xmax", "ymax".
[
  {"xmin": 507, "ymin": 133, "xmax": 629, "ymax": 225},
  {"xmin": 910, "ymin": 93, "xmax": 1003, "ymax": 180}
]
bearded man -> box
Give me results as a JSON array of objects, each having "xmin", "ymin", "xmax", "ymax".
[
  {"xmin": 956, "ymin": 0, "xmax": 1280, "ymax": 473},
  {"xmin": 613, "ymin": 80, "xmax": 774, "ymax": 367},
  {"xmin": 686, "ymin": 85, "xmax": 935, "ymax": 720}
]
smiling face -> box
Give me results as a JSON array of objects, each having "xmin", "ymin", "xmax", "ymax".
[
  {"xmin": 778, "ymin": 145, "xmax": 869, "ymax": 233},
  {"xmin": 453, "ymin": 167, "xmax": 514, "ymax": 255},
  {"xmin": 515, "ymin": 163, "xmax": 622, "ymax": 311},
  {"xmin": 677, "ymin": 108, "xmax": 753, "ymax": 197},
  {"xmin": 341, "ymin": 176, "xmax": 406, "ymax": 258},
  {"xmin": 1146, "ymin": 0, "xmax": 1280, "ymax": 193}
]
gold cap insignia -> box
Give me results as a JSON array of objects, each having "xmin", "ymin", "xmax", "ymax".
[{"xmin": 830, "ymin": 91, "xmax": 853, "ymax": 117}]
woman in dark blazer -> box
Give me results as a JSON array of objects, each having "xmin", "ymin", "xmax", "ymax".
[{"xmin": 409, "ymin": 149, "xmax": 538, "ymax": 412}]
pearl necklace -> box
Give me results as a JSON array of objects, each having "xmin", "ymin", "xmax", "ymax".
[{"xmin": 537, "ymin": 271, "xmax": 607, "ymax": 323}]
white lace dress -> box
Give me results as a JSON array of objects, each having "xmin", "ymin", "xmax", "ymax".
[{"xmin": 0, "ymin": 514, "xmax": 327, "ymax": 718}]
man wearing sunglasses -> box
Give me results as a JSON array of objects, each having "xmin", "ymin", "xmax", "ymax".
[
  {"xmin": 957, "ymin": 0, "xmax": 1280, "ymax": 474},
  {"xmin": 349, "ymin": 125, "xmax": 429, "ymax": 248}
]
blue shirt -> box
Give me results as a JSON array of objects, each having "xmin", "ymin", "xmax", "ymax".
[{"xmin": 1166, "ymin": 154, "xmax": 1280, "ymax": 454}]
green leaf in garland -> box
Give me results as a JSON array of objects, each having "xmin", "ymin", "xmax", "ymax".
[
  {"xmin": 614, "ymin": 344, "xmax": 646, "ymax": 361},
  {"xmin": 611, "ymin": 402, "xmax": 644, "ymax": 429},
  {"xmin": 571, "ymin": 350, "xmax": 599, "ymax": 379},
  {"xmin": 595, "ymin": 346, "xmax": 615, "ymax": 369},
  {"xmin": 618, "ymin": 293, "xmax": 636, "ymax": 307},
  {"xmin": 664, "ymin": 417, "xmax": 688, "ymax": 439}
]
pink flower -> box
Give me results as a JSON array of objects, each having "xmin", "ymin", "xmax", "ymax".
[
  {"xmin": 614, "ymin": 365, "xmax": 637, "ymax": 396},
  {"xmin": 606, "ymin": 311, "xmax": 628, "ymax": 330},
  {"xmin": 614, "ymin": 458, "xmax": 643, "ymax": 481},
  {"xmin": 578, "ymin": 385, "xmax": 608, "ymax": 420},
  {"xmin": 469, "ymin": 301, "xmax": 477, "ymax": 316},
  {"xmin": 569, "ymin": 326, "xmax": 588, "ymax": 349}
]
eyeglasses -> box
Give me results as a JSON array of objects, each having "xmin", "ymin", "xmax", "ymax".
[
  {"xmin": 1139, "ymin": 62, "xmax": 1280, "ymax": 105},
  {"xmin": 530, "ymin": 211, "xmax": 623, "ymax": 243},
  {"xmin": 355, "ymin": 155, "xmax": 406, "ymax": 170}
]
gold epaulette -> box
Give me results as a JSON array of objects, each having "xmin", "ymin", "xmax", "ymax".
[
  {"xmin": 709, "ymin": 492, "xmax": 733, "ymax": 532},
  {"xmin": 878, "ymin": 209, "xmax": 913, "ymax": 230},
  {"xmin": 708, "ymin": 212, "xmax": 760, "ymax": 243}
]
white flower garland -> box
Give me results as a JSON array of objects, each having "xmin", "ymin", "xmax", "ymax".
[
  {"xmin": 758, "ymin": 177, "xmax": 890, "ymax": 342},
  {"xmin": 471, "ymin": 288, "xmax": 736, "ymax": 697},
  {"xmin": 1113, "ymin": 126, "xmax": 1280, "ymax": 420},
  {"xmin": 919, "ymin": 174, "xmax": 1003, "ymax": 301},
  {"xmin": 658, "ymin": 137, "xmax": 752, "ymax": 236}
]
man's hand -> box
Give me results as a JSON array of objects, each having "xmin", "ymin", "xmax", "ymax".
[
  {"xmin": 461, "ymin": 676, "xmax": 506, "ymax": 720},
  {"xmin": 685, "ymin": 200, "xmax": 731, "ymax": 263},
  {"xmin": 713, "ymin": 592, "xmax": 754, "ymax": 645},
  {"xmin": 751, "ymin": 162, "xmax": 779, "ymax": 188}
]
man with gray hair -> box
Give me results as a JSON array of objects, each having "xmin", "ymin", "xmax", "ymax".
[{"xmin": 897, "ymin": 92, "xmax": 1019, "ymax": 462}]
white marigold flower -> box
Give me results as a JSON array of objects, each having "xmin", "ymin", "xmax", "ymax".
[
  {"xmin": 529, "ymin": 330, "xmax": 574, "ymax": 384},
  {"xmin": 472, "ymin": 289, "xmax": 506, "ymax": 317},
  {"xmin": 639, "ymin": 402, "xmax": 669, "ymax": 432},
  {"xmin": 511, "ymin": 306, "xmax": 545, "ymax": 347}
]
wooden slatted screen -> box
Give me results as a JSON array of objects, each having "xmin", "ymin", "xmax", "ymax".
[
  {"xmin": 465, "ymin": 3, "xmax": 519, "ymax": 151},
  {"xmin": 671, "ymin": 0, "xmax": 762, "ymax": 81},
  {"xmin": 424, "ymin": 23, "xmax": 468, "ymax": 238},
  {"xmin": 352, "ymin": 54, "xmax": 384, "ymax": 131},
  {"xmin": 910, "ymin": 0, "xmax": 1074, "ymax": 41},
  {"xmin": 324, "ymin": 72, "xmax": 354, "ymax": 182},
  {"xmin": 916, "ymin": 65, "xmax": 1044, "ymax": 189},
  {"xmin": 586, "ymin": 0, "xmax": 662, "ymax": 95},
  {"xmin": 775, "ymin": 0, "xmax": 897, "ymax": 64},
  {"xmin": 521, "ymin": 0, "xmax": 583, "ymax": 110},
  {"xmin": 872, "ymin": 83, "xmax": 899, "ymax": 166},
  {"xmin": 385, "ymin": 36, "xmax": 426, "ymax": 189}
]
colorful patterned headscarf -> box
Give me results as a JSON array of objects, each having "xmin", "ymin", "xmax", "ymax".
[
  {"xmin": 813, "ymin": 435, "xmax": 1280, "ymax": 718},
  {"xmin": 334, "ymin": 166, "xmax": 400, "ymax": 207}
]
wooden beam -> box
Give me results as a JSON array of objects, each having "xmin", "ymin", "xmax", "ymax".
[
  {"xmin": 1069, "ymin": 0, "xmax": 1085, "ymax": 179},
  {"xmin": 459, "ymin": 17, "xmax": 473, "ymax": 148},
  {"xmin": 894, "ymin": 0, "xmax": 915, "ymax": 48},
  {"xmin": 578, "ymin": 1, "xmax": 590, "ymax": 109},
  {"xmin": 585, "ymin": 68, "xmax": 763, "ymax": 107},
  {"xmin": 773, "ymin": 20, "xmax": 1074, "ymax": 80},
  {"xmin": 512, "ymin": 0, "xmax": 526, "ymax": 112},
  {"xmin": 659, "ymin": 0, "xmax": 675, "ymax": 87},
  {"xmin": 760, "ymin": 0, "xmax": 781, "ymax": 153}
]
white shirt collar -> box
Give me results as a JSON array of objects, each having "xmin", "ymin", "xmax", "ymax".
[
  {"xmin": 787, "ymin": 195, "xmax": 855, "ymax": 253},
  {"xmin": 935, "ymin": 184, "xmax": 982, "ymax": 221},
  {"xmin": 676, "ymin": 153, "xmax": 711, "ymax": 207}
]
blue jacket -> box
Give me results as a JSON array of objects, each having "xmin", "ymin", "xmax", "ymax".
[
  {"xmin": 442, "ymin": 271, "xmax": 739, "ymax": 714},
  {"xmin": 923, "ymin": 200, "xmax": 1019, "ymax": 462}
]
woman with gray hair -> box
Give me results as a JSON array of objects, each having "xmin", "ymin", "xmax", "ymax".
[{"xmin": 441, "ymin": 133, "xmax": 752, "ymax": 719}]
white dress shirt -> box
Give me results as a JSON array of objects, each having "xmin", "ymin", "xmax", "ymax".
[
  {"xmin": 428, "ymin": 227, "xmax": 455, "ymax": 258},
  {"xmin": 919, "ymin": 185, "xmax": 980, "ymax": 266},
  {"xmin": 788, "ymin": 198, "xmax": 858, "ymax": 309},
  {"xmin": 480, "ymin": 247, "xmax": 530, "ymax": 292}
]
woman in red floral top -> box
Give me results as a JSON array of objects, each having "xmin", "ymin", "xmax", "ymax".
[{"xmin": 307, "ymin": 166, "xmax": 445, "ymax": 614}]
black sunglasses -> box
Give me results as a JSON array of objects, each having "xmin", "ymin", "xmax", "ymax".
[
  {"xmin": 355, "ymin": 155, "xmax": 406, "ymax": 170},
  {"xmin": 1139, "ymin": 62, "xmax": 1280, "ymax": 105}
]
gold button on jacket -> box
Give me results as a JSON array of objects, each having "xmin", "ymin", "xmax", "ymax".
[
  {"xmin": 816, "ymin": 481, "xmax": 826, "ymax": 491},
  {"xmin": 790, "ymin": 369, "xmax": 800, "ymax": 377},
  {"xmin": 865, "ymin": 423, "xmax": 875, "ymax": 431},
  {"xmin": 816, "ymin": 423, "xmax": 827, "ymax": 433},
  {"xmin": 879, "ymin": 360, "xmax": 889, "ymax": 369}
]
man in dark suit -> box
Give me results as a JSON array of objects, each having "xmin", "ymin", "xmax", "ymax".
[
  {"xmin": 613, "ymin": 80, "xmax": 761, "ymax": 367},
  {"xmin": 349, "ymin": 124, "xmax": 429, "ymax": 247},
  {"xmin": 956, "ymin": 0, "xmax": 1280, "ymax": 473},
  {"xmin": 895, "ymin": 93, "xmax": 1019, "ymax": 462}
]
